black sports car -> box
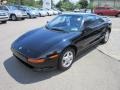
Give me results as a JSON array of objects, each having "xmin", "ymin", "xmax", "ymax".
[{"xmin": 11, "ymin": 13, "xmax": 112, "ymax": 71}]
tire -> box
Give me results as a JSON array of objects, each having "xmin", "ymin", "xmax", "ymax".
[
  {"xmin": 47, "ymin": 13, "xmax": 49, "ymax": 16},
  {"xmin": 27, "ymin": 13, "xmax": 31, "ymax": 18},
  {"xmin": 11, "ymin": 14, "xmax": 17, "ymax": 21},
  {"xmin": 58, "ymin": 48, "xmax": 75, "ymax": 71},
  {"xmin": 1, "ymin": 21, "xmax": 7, "ymax": 24},
  {"xmin": 115, "ymin": 13, "xmax": 120, "ymax": 17},
  {"xmin": 98, "ymin": 13, "xmax": 103, "ymax": 16},
  {"xmin": 101, "ymin": 30, "xmax": 110, "ymax": 44},
  {"xmin": 21, "ymin": 18, "xmax": 25, "ymax": 20},
  {"xmin": 39, "ymin": 14, "xmax": 41, "ymax": 17}
]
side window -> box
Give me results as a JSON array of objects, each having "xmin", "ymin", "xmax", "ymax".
[
  {"xmin": 2, "ymin": 6, "xmax": 8, "ymax": 11},
  {"xmin": 20, "ymin": 7, "xmax": 26, "ymax": 11},
  {"xmin": 0, "ymin": 6, "xmax": 3, "ymax": 10},
  {"xmin": 84, "ymin": 15, "xmax": 96, "ymax": 27},
  {"xmin": 96, "ymin": 17, "xmax": 104, "ymax": 25}
]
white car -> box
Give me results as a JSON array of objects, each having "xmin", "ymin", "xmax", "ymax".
[
  {"xmin": 33, "ymin": 8, "xmax": 48, "ymax": 17},
  {"xmin": 38, "ymin": 9, "xmax": 48, "ymax": 16},
  {"xmin": 0, "ymin": 5, "xmax": 28, "ymax": 21},
  {"xmin": 74, "ymin": 9, "xmax": 80, "ymax": 12},
  {"xmin": 53, "ymin": 8, "xmax": 62, "ymax": 14},
  {"xmin": 50, "ymin": 9, "xmax": 58, "ymax": 15},
  {"xmin": 40, "ymin": 8, "xmax": 53, "ymax": 16},
  {"xmin": 0, "ymin": 10, "xmax": 9, "ymax": 23}
]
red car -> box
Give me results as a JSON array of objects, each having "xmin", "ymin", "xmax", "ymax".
[{"xmin": 94, "ymin": 6, "xmax": 120, "ymax": 17}]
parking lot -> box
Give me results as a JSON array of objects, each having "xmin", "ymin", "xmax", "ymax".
[{"xmin": 0, "ymin": 16, "xmax": 120, "ymax": 90}]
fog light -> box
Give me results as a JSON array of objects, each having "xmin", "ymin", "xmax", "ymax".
[{"xmin": 28, "ymin": 58, "xmax": 46, "ymax": 64}]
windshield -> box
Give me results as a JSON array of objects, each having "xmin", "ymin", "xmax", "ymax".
[
  {"xmin": 46, "ymin": 15, "xmax": 83, "ymax": 32},
  {"xmin": 22, "ymin": 6, "xmax": 31, "ymax": 11},
  {"xmin": 8, "ymin": 6, "xmax": 18, "ymax": 10}
]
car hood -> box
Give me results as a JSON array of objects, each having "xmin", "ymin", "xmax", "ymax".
[
  {"xmin": 0, "ymin": 10, "xmax": 7, "ymax": 13},
  {"xmin": 12, "ymin": 27, "xmax": 80, "ymax": 58},
  {"xmin": 9, "ymin": 10, "xmax": 22, "ymax": 13}
]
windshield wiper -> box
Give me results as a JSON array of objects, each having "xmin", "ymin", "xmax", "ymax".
[{"xmin": 51, "ymin": 27, "xmax": 66, "ymax": 32}]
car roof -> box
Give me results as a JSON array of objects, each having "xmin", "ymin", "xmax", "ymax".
[{"xmin": 61, "ymin": 12, "xmax": 97, "ymax": 17}]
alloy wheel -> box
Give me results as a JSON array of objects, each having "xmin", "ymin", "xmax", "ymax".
[
  {"xmin": 61, "ymin": 51, "xmax": 74, "ymax": 68},
  {"xmin": 104, "ymin": 30, "xmax": 110, "ymax": 42}
]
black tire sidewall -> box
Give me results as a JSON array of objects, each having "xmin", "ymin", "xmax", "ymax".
[
  {"xmin": 58, "ymin": 48, "xmax": 75, "ymax": 71},
  {"xmin": 27, "ymin": 13, "xmax": 31, "ymax": 18},
  {"xmin": 101, "ymin": 30, "xmax": 110, "ymax": 44},
  {"xmin": 1, "ymin": 21, "xmax": 7, "ymax": 24},
  {"xmin": 11, "ymin": 14, "xmax": 17, "ymax": 21}
]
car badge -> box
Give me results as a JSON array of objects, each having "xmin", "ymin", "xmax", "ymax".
[{"xmin": 19, "ymin": 47, "xmax": 23, "ymax": 50}]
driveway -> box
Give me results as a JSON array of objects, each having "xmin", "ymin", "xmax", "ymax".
[{"xmin": 0, "ymin": 16, "xmax": 120, "ymax": 90}]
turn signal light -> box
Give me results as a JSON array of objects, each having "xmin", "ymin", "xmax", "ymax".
[
  {"xmin": 49, "ymin": 54, "xmax": 59, "ymax": 59},
  {"xmin": 28, "ymin": 58, "xmax": 46, "ymax": 64}
]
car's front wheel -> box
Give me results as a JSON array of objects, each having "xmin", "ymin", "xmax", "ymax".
[
  {"xmin": 1, "ymin": 21, "xmax": 7, "ymax": 24},
  {"xmin": 11, "ymin": 14, "xmax": 17, "ymax": 21},
  {"xmin": 58, "ymin": 48, "xmax": 75, "ymax": 71},
  {"xmin": 101, "ymin": 30, "xmax": 110, "ymax": 44}
]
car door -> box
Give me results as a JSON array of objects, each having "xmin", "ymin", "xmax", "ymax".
[
  {"xmin": 75, "ymin": 15, "xmax": 103, "ymax": 51},
  {"xmin": 109, "ymin": 8, "xmax": 118, "ymax": 16},
  {"xmin": 104, "ymin": 7, "xmax": 116, "ymax": 16}
]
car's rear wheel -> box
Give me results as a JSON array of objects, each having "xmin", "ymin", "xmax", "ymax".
[
  {"xmin": 11, "ymin": 14, "xmax": 17, "ymax": 21},
  {"xmin": 101, "ymin": 30, "xmax": 110, "ymax": 44},
  {"xmin": 116, "ymin": 13, "xmax": 120, "ymax": 17},
  {"xmin": 58, "ymin": 48, "xmax": 75, "ymax": 71}
]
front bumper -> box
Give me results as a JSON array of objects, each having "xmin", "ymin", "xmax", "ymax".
[
  {"xmin": 16, "ymin": 14, "xmax": 28, "ymax": 18},
  {"xmin": 28, "ymin": 14, "xmax": 37, "ymax": 18},
  {"xmin": 12, "ymin": 48, "xmax": 58, "ymax": 71},
  {"xmin": 0, "ymin": 16, "xmax": 9, "ymax": 21},
  {"xmin": 40, "ymin": 13, "xmax": 47, "ymax": 16}
]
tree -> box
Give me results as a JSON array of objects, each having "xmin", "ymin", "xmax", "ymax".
[
  {"xmin": 56, "ymin": 0, "xmax": 74, "ymax": 11},
  {"xmin": 75, "ymin": 2, "xmax": 81, "ymax": 9},
  {"xmin": 61, "ymin": 1, "xmax": 74, "ymax": 11},
  {"xmin": 56, "ymin": 0, "xmax": 62, "ymax": 9},
  {"xmin": 77, "ymin": 0, "xmax": 88, "ymax": 9},
  {"xmin": 38, "ymin": 0, "xmax": 43, "ymax": 7}
]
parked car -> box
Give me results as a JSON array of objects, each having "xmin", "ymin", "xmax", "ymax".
[
  {"xmin": 94, "ymin": 6, "xmax": 120, "ymax": 17},
  {"xmin": 40, "ymin": 8, "xmax": 53, "ymax": 16},
  {"xmin": 53, "ymin": 8, "xmax": 62, "ymax": 14},
  {"xmin": 74, "ymin": 9, "xmax": 92, "ymax": 13},
  {"xmin": 74, "ymin": 9, "xmax": 80, "ymax": 12},
  {"xmin": 0, "ymin": 5, "xmax": 28, "ymax": 21},
  {"xmin": 29, "ymin": 7, "xmax": 40, "ymax": 17},
  {"xmin": 0, "ymin": 10, "xmax": 9, "ymax": 23},
  {"xmin": 55, "ymin": 9, "xmax": 62, "ymax": 14},
  {"xmin": 31, "ymin": 7, "xmax": 47, "ymax": 17},
  {"xmin": 38, "ymin": 9, "xmax": 48, "ymax": 17},
  {"xmin": 14, "ymin": 5, "xmax": 38, "ymax": 18},
  {"xmin": 47, "ymin": 9, "xmax": 55, "ymax": 15},
  {"xmin": 11, "ymin": 13, "xmax": 111, "ymax": 71},
  {"xmin": 50, "ymin": 9, "xmax": 58, "ymax": 15}
]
